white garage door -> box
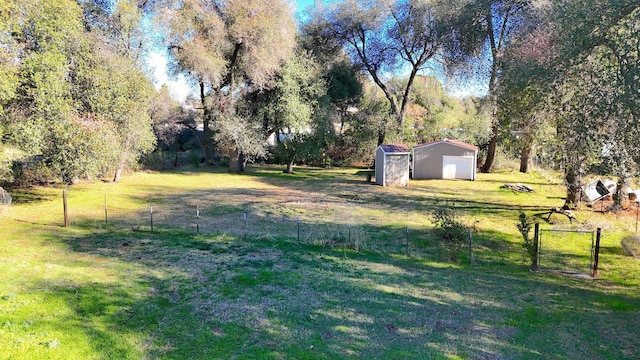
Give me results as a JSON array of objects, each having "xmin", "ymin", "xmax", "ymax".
[{"xmin": 442, "ymin": 156, "xmax": 475, "ymax": 180}]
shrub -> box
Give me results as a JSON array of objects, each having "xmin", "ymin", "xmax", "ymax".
[
  {"xmin": 431, "ymin": 208, "xmax": 469, "ymax": 263},
  {"xmin": 517, "ymin": 211, "xmax": 538, "ymax": 270}
]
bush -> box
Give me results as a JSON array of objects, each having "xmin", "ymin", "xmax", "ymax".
[
  {"xmin": 431, "ymin": 208, "xmax": 469, "ymax": 263},
  {"xmin": 517, "ymin": 211, "xmax": 538, "ymax": 270}
]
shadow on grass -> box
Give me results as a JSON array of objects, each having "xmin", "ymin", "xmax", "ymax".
[
  {"xmin": 12, "ymin": 166, "xmax": 639, "ymax": 358},
  {"xmin": 47, "ymin": 225, "xmax": 640, "ymax": 359},
  {"xmin": 9, "ymin": 188, "xmax": 59, "ymax": 205}
]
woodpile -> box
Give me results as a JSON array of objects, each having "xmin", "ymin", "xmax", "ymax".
[{"xmin": 501, "ymin": 183, "xmax": 535, "ymax": 193}]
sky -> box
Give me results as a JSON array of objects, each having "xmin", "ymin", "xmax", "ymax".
[
  {"xmin": 148, "ymin": 0, "xmax": 486, "ymax": 102},
  {"xmin": 148, "ymin": 0, "xmax": 333, "ymax": 102}
]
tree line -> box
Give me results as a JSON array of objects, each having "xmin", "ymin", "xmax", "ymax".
[{"xmin": 1, "ymin": 0, "xmax": 639, "ymax": 210}]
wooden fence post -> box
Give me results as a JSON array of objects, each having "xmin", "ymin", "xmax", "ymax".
[
  {"xmin": 593, "ymin": 228, "xmax": 601, "ymax": 277},
  {"xmin": 63, "ymin": 188, "xmax": 69, "ymax": 227},
  {"xmin": 104, "ymin": 193, "xmax": 108, "ymax": 230}
]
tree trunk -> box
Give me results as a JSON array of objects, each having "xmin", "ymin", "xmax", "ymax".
[
  {"xmin": 228, "ymin": 149, "xmax": 244, "ymax": 173},
  {"xmin": 614, "ymin": 175, "xmax": 631, "ymax": 210},
  {"xmin": 284, "ymin": 159, "xmax": 294, "ymax": 174},
  {"xmin": 564, "ymin": 166, "xmax": 582, "ymax": 209},
  {"xmin": 480, "ymin": 6, "xmax": 503, "ymax": 174},
  {"xmin": 377, "ymin": 127, "xmax": 386, "ymax": 146},
  {"xmin": 113, "ymin": 158, "xmax": 125, "ymax": 183},
  {"xmin": 481, "ymin": 122, "xmax": 498, "ymax": 173},
  {"xmin": 199, "ymin": 81, "xmax": 216, "ymax": 165},
  {"xmin": 519, "ymin": 143, "xmax": 533, "ymax": 173}
]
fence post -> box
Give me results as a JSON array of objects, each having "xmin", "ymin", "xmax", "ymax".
[
  {"xmin": 196, "ymin": 203, "xmax": 200, "ymax": 234},
  {"xmin": 406, "ymin": 226, "xmax": 410, "ymax": 256},
  {"xmin": 593, "ymin": 228, "xmax": 601, "ymax": 277},
  {"xmin": 149, "ymin": 200, "xmax": 153, "ymax": 232},
  {"xmin": 63, "ymin": 188, "xmax": 69, "ymax": 227},
  {"xmin": 532, "ymin": 223, "xmax": 540, "ymax": 271},
  {"xmin": 468, "ymin": 229, "xmax": 473, "ymax": 264},
  {"xmin": 297, "ymin": 217, "xmax": 300, "ymax": 243},
  {"xmin": 104, "ymin": 193, "xmax": 108, "ymax": 230}
]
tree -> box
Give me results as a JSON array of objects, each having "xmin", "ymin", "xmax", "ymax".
[
  {"xmin": 1, "ymin": 0, "xmax": 156, "ymax": 184},
  {"xmin": 443, "ymin": 0, "xmax": 531, "ymax": 173},
  {"xmin": 504, "ymin": 1, "xmax": 640, "ymax": 208},
  {"xmin": 0, "ymin": 0, "xmax": 19, "ymax": 116},
  {"xmin": 497, "ymin": 19, "xmax": 555, "ymax": 174},
  {"xmin": 311, "ymin": 0, "xmax": 445, "ymax": 144},
  {"xmin": 148, "ymin": 85, "xmax": 186, "ymax": 167},
  {"xmin": 256, "ymin": 49, "xmax": 326, "ymax": 173},
  {"xmin": 162, "ymin": 0, "xmax": 296, "ymax": 171},
  {"xmin": 83, "ymin": 49, "xmax": 156, "ymax": 182}
]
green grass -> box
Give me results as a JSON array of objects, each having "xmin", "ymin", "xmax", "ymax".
[{"xmin": 1, "ymin": 165, "xmax": 639, "ymax": 359}]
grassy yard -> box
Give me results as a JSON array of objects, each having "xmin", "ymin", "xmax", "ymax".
[{"xmin": 1, "ymin": 166, "xmax": 639, "ymax": 359}]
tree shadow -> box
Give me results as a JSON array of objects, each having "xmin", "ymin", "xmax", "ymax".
[
  {"xmin": 46, "ymin": 224, "xmax": 640, "ymax": 359},
  {"xmin": 11, "ymin": 166, "xmax": 639, "ymax": 358}
]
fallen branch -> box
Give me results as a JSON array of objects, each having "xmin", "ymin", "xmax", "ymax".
[{"xmin": 544, "ymin": 207, "xmax": 579, "ymax": 224}]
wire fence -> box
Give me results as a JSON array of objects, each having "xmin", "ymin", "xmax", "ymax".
[
  {"xmin": 62, "ymin": 189, "xmax": 431, "ymax": 258},
  {"xmin": 538, "ymin": 229, "xmax": 596, "ymax": 275}
]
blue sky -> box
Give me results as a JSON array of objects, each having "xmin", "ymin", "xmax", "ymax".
[
  {"xmin": 149, "ymin": 0, "xmax": 486, "ymax": 101},
  {"xmin": 151, "ymin": 0, "xmax": 343, "ymax": 101}
]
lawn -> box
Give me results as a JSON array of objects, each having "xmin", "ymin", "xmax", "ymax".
[{"xmin": 1, "ymin": 166, "xmax": 639, "ymax": 359}]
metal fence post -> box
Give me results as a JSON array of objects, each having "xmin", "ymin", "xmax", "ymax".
[{"xmin": 149, "ymin": 201, "xmax": 154, "ymax": 232}]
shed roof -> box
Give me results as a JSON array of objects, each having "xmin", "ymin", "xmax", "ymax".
[
  {"xmin": 414, "ymin": 139, "xmax": 478, "ymax": 151},
  {"xmin": 378, "ymin": 144, "xmax": 410, "ymax": 153}
]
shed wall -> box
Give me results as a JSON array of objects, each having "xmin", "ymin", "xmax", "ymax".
[
  {"xmin": 375, "ymin": 148, "xmax": 385, "ymax": 185},
  {"xmin": 384, "ymin": 154, "xmax": 409, "ymax": 186},
  {"xmin": 413, "ymin": 142, "xmax": 476, "ymax": 180}
]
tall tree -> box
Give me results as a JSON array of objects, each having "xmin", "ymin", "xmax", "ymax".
[
  {"xmin": 497, "ymin": 13, "xmax": 555, "ymax": 174},
  {"xmin": 256, "ymin": 49, "xmax": 326, "ymax": 173},
  {"xmin": 443, "ymin": 0, "xmax": 530, "ymax": 173},
  {"xmin": 311, "ymin": 0, "xmax": 444, "ymax": 144},
  {"xmin": 162, "ymin": 0, "xmax": 296, "ymax": 171},
  {"xmin": 1, "ymin": 0, "xmax": 157, "ymax": 184},
  {"xmin": 504, "ymin": 1, "xmax": 640, "ymax": 208}
]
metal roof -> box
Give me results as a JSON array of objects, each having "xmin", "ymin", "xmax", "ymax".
[
  {"xmin": 414, "ymin": 139, "xmax": 478, "ymax": 151},
  {"xmin": 378, "ymin": 144, "xmax": 410, "ymax": 153}
]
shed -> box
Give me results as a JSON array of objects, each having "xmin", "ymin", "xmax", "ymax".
[
  {"xmin": 375, "ymin": 144, "xmax": 410, "ymax": 186},
  {"xmin": 412, "ymin": 139, "xmax": 478, "ymax": 180}
]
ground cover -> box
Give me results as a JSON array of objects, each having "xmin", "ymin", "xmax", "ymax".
[{"xmin": 0, "ymin": 166, "xmax": 639, "ymax": 359}]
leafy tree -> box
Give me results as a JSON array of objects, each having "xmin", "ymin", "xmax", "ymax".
[
  {"xmin": 1, "ymin": 0, "xmax": 156, "ymax": 184},
  {"xmin": 499, "ymin": 1, "xmax": 640, "ymax": 208},
  {"xmin": 81, "ymin": 49, "xmax": 156, "ymax": 182},
  {"xmin": 311, "ymin": 0, "xmax": 445, "ymax": 144},
  {"xmin": 496, "ymin": 18, "xmax": 555, "ymax": 174},
  {"xmin": 255, "ymin": 49, "xmax": 326, "ymax": 173},
  {"xmin": 147, "ymin": 85, "xmax": 186, "ymax": 167},
  {"xmin": 442, "ymin": 0, "xmax": 531, "ymax": 173},
  {"xmin": 391, "ymin": 75, "xmax": 490, "ymax": 148},
  {"xmin": 0, "ymin": 0, "xmax": 19, "ymax": 116},
  {"xmin": 163, "ymin": 0, "xmax": 296, "ymax": 171}
]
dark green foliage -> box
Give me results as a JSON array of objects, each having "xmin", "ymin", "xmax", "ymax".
[{"xmin": 431, "ymin": 207, "xmax": 469, "ymax": 263}]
